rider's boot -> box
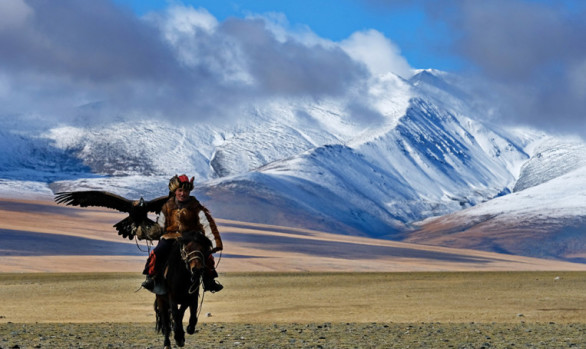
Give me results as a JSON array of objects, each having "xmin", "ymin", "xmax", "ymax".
[
  {"xmin": 142, "ymin": 250, "xmax": 158, "ymax": 292},
  {"xmin": 203, "ymin": 268, "xmax": 223, "ymax": 293},
  {"xmin": 203, "ymin": 277, "xmax": 223, "ymax": 293},
  {"xmin": 142, "ymin": 274, "xmax": 156, "ymax": 291}
]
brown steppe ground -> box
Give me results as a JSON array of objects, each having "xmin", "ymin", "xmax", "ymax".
[
  {"xmin": 1, "ymin": 272, "xmax": 585, "ymax": 348},
  {"xmin": 1, "ymin": 198, "xmax": 586, "ymax": 348}
]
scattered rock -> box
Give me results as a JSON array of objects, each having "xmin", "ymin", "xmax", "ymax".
[{"xmin": 0, "ymin": 322, "xmax": 584, "ymax": 348}]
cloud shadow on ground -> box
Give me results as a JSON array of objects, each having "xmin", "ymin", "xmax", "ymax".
[
  {"xmin": 0, "ymin": 229, "xmax": 145, "ymax": 256},
  {"xmin": 0, "ymin": 229, "xmax": 257, "ymax": 259},
  {"xmin": 223, "ymin": 232, "xmax": 505, "ymax": 264}
]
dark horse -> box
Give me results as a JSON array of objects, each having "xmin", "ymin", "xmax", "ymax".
[{"xmin": 154, "ymin": 231, "xmax": 212, "ymax": 349}]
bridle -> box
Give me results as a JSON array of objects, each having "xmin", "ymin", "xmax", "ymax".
[
  {"xmin": 180, "ymin": 242, "xmax": 206, "ymax": 295},
  {"xmin": 180, "ymin": 243, "xmax": 205, "ymax": 271}
]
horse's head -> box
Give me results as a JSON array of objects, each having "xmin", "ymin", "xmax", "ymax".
[{"xmin": 178, "ymin": 231, "xmax": 212, "ymax": 274}]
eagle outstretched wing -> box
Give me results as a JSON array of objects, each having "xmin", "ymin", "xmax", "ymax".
[
  {"xmin": 144, "ymin": 195, "xmax": 169, "ymax": 214},
  {"xmin": 54, "ymin": 191, "xmax": 134, "ymax": 212},
  {"xmin": 54, "ymin": 191, "xmax": 170, "ymax": 240}
]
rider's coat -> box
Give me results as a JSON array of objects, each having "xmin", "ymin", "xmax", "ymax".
[{"xmin": 159, "ymin": 196, "xmax": 223, "ymax": 252}]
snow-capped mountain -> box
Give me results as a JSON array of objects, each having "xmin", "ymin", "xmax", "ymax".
[
  {"xmin": 407, "ymin": 161, "xmax": 586, "ymax": 263},
  {"xmin": 402, "ymin": 134, "xmax": 586, "ymax": 263},
  {"xmin": 1, "ymin": 70, "xmax": 584, "ymax": 262}
]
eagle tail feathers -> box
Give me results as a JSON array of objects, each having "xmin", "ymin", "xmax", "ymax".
[{"xmin": 114, "ymin": 217, "xmax": 135, "ymax": 240}]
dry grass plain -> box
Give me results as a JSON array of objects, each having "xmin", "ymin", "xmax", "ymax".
[
  {"xmin": 1, "ymin": 198, "xmax": 586, "ymax": 347},
  {"xmin": 1, "ymin": 271, "xmax": 585, "ymax": 324},
  {"xmin": 1, "ymin": 272, "xmax": 586, "ymax": 348}
]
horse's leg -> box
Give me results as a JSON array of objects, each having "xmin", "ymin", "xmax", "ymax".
[
  {"xmin": 171, "ymin": 302, "xmax": 186, "ymax": 347},
  {"xmin": 155, "ymin": 296, "xmax": 172, "ymax": 349},
  {"xmin": 186, "ymin": 295, "xmax": 199, "ymax": 335}
]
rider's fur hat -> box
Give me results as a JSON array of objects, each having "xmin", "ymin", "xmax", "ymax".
[{"xmin": 169, "ymin": 174, "xmax": 194, "ymax": 193}]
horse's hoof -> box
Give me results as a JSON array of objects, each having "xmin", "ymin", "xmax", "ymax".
[
  {"xmin": 187, "ymin": 325, "xmax": 195, "ymax": 334},
  {"xmin": 174, "ymin": 333, "xmax": 186, "ymax": 347}
]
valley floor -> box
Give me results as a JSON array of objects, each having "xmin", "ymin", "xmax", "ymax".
[
  {"xmin": 1, "ymin": 197, "xmax": 586, "ymax": 348},
  {"xmin": 1, "ymin": 272, "xmax": 585, "ymax": 324},
  {"xmin": 1, "ymin": 272, "xmax": 585, "ymax": 348}
]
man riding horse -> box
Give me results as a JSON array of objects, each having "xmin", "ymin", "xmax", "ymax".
[{"xmin": 142, "ymin": 174, "xmax": 223, "ymax": 293}]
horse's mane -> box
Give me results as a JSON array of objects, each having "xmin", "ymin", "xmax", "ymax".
[{"xmin": 180, "ymin": 231, "xmax": 213, "ymax": 250}]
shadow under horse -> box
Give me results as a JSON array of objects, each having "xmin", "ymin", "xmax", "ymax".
[{"xmin": 154, "ymin": 232, "xmax": 212, "ymax": 349}]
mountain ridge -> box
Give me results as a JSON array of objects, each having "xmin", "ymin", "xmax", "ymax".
[{"xmin": 1, "ymin": 69, "xmax": 584, "ymax": 262}]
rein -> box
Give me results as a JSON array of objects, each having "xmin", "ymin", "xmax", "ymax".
[
  {"xmin": 180, "ymin": 244, "xmax": 206, "ymax": 295},
  {"xmin": 179, "ymin": 242, "xmax": 208, "ymax": 317}
]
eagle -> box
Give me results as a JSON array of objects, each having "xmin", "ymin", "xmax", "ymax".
[{"xmin": 54, "ymin": 191, "xmax": 169, "ymax": 240}]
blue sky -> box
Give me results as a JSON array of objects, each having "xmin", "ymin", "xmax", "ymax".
[{"xmin": 0, "ymin": 0, "xmax": 584, "ymax": 136}]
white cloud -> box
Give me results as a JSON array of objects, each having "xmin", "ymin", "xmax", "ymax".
[
  {"xmin": 152, "ymin": 6, "xmax": 218, "ymax": 44},
  {"xmin": 0, "ymin": 2, "xmax": 370, "ymax": 124},
  {"xmin": 0, "ymin": 0, "xmax": 32, "ymax": 31},
  {"xmin": 340, "ymin": 29, "xmax": 413, "ymax": 79},
  {"xmin": 247, "ymin": 11, "xmax": 336, "ymax": 49},
  {"xmin": 148, "ymin": 6, "xmax": 253, "ymax": 85}
]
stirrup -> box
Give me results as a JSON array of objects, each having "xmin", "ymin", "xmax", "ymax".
[
  {"xmin": 204, "ymin": 280, "xmax": 223, "ymax": 293},
  {"xmin": 141, "ymin": 276, "xmax": 155, "ymax": 291},
  {"xmin": 142, "ymin": 276, "xmax": 167, "ymax": 295}
]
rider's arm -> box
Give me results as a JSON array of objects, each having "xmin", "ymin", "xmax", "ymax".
[{"xmin": 198, "ymin": 206, "xmax": 223, "ymax": 253}]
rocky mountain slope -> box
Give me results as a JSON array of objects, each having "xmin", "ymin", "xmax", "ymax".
[{"xmin": 1, "ymin": 70, "xmax": 584, "ymax": 262}]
